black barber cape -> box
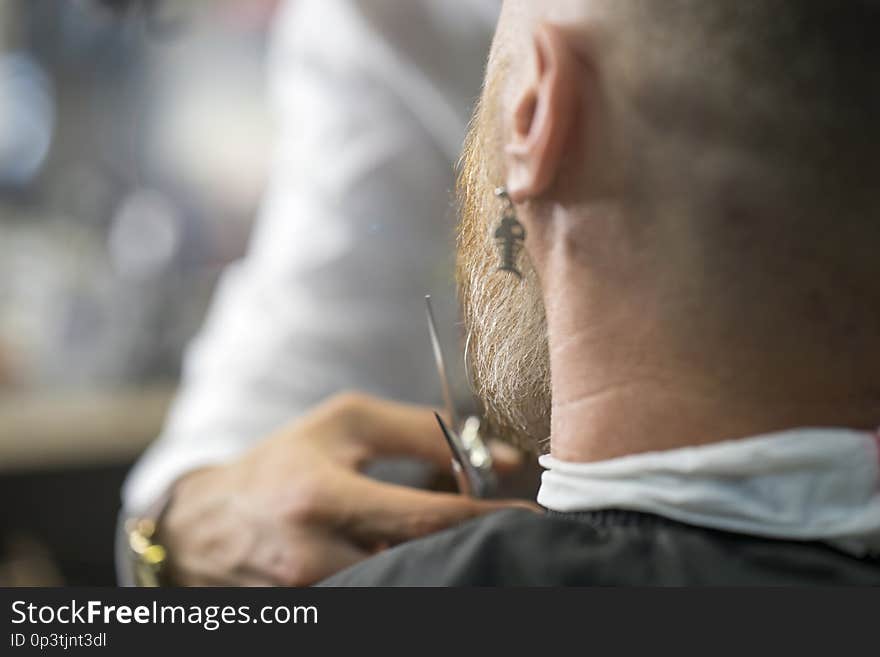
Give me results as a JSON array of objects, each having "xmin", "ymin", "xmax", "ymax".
[{"xmin": 319, "ymin": 509, "xmax": 880, "ymax": 586}]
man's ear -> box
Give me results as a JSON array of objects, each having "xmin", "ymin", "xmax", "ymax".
[{"xmin": 504, "ymin": 23, "xmax": 580, "ymax": 202}]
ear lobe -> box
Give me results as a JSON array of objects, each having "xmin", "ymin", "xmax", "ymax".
[{"xmin": 504, "ymin": 23, "xmax": 578, "ymax": 203}]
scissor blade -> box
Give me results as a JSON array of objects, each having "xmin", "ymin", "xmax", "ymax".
[
  {"xmin": 425, "ymin": 295, "xmax": 459, "ymax": 430},
  {"xmin": 433, "ymin": 412, "xmax": 473, "ymax": 497}
]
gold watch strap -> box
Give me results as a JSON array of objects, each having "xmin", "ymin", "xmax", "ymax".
[
  {"xmin": 125, "ymin": 495, "xmax": 169, "ymax": 587},
  {"xmin": 126, "ymin": 514, "xmax": 168, "ymax": 587}
]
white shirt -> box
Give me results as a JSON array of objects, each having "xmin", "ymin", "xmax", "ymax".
[
  {"xmin": 123, "ymin": 0, "xmax": 499, "ymax": 514},
  {"xmin": 539, "ymin": 428, "xmax": 880, "ymax": 556}
]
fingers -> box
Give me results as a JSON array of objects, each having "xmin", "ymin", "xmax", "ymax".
[
  {"xmin": 331, "ymin": 394, "xmax": 458, "ymax": 470},
  {"xmin": 339, "ymin": 476, "xmax": 539, "ymax": 545},
  {"xmin": 489, "ymin": 440, "xmax": 525, "ymax": 474},
  {"xmin": 314, "ymin": 393, "xmax": 532, "ymax": 477}
]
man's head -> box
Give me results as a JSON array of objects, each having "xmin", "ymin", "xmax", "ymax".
[{"xmin": 458, "ymin": 0, "xmax": 880, "ymax": 455}]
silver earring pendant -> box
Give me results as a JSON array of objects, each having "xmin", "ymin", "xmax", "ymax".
[{"xmin": 493, "ymin": 187, "xmax": 526, "ymax": 278}]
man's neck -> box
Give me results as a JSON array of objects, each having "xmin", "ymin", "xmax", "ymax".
[
  {"xmin": 536, "ymin": 213, "xmax": 880, "ymax": 463},
  {"xmin": 547, "ymin": 319, "xmax": 880, "ymax": 463}
]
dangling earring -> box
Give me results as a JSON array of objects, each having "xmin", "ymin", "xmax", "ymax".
[{"xmin": 493, "ymin": 187, "xmax": 526, "ymax": 278}]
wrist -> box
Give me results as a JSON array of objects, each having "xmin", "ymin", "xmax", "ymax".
[{"xmin": 126, "ymin": 466, "xmax": 212, "ymax": 587}]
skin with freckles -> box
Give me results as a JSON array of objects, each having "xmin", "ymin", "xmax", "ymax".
[{"xmin": 457, "ymin": 0, "xmax": 880, "ymax": 462}]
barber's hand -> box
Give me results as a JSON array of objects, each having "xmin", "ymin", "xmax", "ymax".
[{"xmin": 158, "ymin": 393, "xmax": 534, "ymax": 586}]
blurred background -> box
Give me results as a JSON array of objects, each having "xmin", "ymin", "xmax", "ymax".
[{"xmin": 0, "ymin": 0, "xmax": 277, "ymax": 584}]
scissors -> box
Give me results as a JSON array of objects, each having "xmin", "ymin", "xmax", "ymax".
[{"xmin": 425, "ymin": 295, "xmax": 496, "ymax": 498}]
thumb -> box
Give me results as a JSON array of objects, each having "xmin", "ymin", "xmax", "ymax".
[{"xmin": 488, "ymin": 440, "xmax": 526, "ymax": 474}]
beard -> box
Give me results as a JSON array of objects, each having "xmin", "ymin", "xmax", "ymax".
[{"xmin": 455, "ymin": 80, "xmax": 552, "ymax": 454}]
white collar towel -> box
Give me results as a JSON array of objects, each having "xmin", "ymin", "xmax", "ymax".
[{"xmin": 538, "ymin": 428, "xmax": 880, "ymax": 556}]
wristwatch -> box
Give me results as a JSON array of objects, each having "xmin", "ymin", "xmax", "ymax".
[
  {"xmin": 125, "ymin": 491, "xmax": 172, "ymax": 587},
  {"xmin": 126, "ymin": 517, "xmax": 168, "ymax": 587}
]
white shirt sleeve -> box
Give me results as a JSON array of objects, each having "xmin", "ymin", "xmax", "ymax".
[{"xmin": 122, "ymin": 0, "xmax": 498, "ymax": 513}]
